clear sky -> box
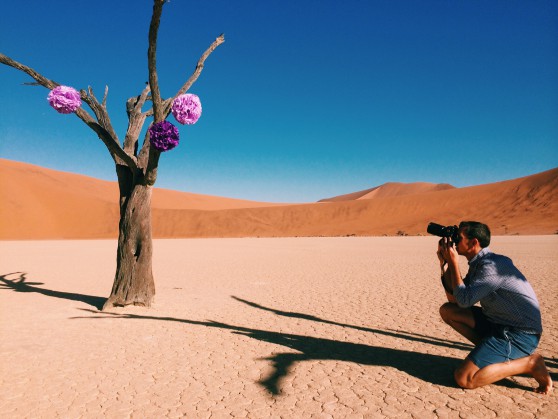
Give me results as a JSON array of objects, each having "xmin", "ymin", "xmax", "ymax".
[{"xmin": 1, "ymin": 1, "xmax": 557, "ymax": 203}]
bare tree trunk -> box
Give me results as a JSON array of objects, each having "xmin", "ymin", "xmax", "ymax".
[{"xmin": 103, "ymin": 167, "xmax": 155, "ymax": 309}]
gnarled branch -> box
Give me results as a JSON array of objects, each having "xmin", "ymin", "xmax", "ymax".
[
  {"xmin": 0, "ymin": 53, "xmax": 58, "ymax": 90},
  {"xmin": 0, "ymin": 52, "xmax": 138, "ymax": 172},
  {"xmin": 124, "ymin": 85, "xmax": 151, "ymax": 156},
  {"xmin": 162, "ymin": 33, "xmax": 226, "ymax": 116},
  {"xmin": 84, "ymin": 86, "xmax": 120, "ymax": 145},
  {"xmin": 73, "ymin": 108, "xmax": 136, "ymax": 169},
  {"xmin": 102, "ymin": 85, "xmax": 109, "ymax": 108}
]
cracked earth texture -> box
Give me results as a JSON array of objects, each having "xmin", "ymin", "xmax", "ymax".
[{"xmin": 1, "ymin": 236, "xmax": 556, "ymax": 418}]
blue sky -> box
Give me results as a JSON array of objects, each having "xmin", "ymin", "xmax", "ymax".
[{"xmin": 1, "ymin": 1, "xmax": 557, "ymax": 203}]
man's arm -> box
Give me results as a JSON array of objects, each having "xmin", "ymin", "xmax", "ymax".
[
  {"xmin": 453, "ymin": 259, "xmax": 504, "ymax": 307},
  {"xmin": 441, "ymin": 266, "xmax": 457, "ymax": 303},
  {"xmin": 446, "ymin": 255, "xmax": 465, "ymax": 291},
  {"xmin": 439, "ymin": 237, "xmax": 466, "ymax": 301},
  {"xmin": 438, "ymin": 239, "xmax": 458, "ymax": 303},
  {"xmin": 440, "ymin": 237, "xmax": 504, "ymax": 308}
]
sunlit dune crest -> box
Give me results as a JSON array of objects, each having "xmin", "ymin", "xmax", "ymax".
[
  {"xmin": 1, "ymin": 158, "xmax": 557, "ymax": 239},
  {"xmin": 319, "ymin": 182, "xmax": 456, "ymax": 202}
]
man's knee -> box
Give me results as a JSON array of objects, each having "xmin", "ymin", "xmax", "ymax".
[
  {"xmin": 454, "ymin": 359, "xmax": 480, "ymax": 389},
  {"xmin": 454, "ymin": 367, "xmax": 480, "ymax": 389},
  {"xmin": 439, "ymin": 302, "xmax": 456, "ymax": 323},
  {"xmin": 454, "ymin": 369, "xmax": 475, "ymax": 389}
]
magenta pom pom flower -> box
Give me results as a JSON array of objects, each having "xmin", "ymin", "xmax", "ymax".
[
  {"xmin": 148, "ymin": 120, "xmax": 180, "ymax": 152},
  {"xmin": 171, "ymin": 93, "xmax": 202, "ymax": 125},
  {"xmin": 47, "ymin": 85, "xmax": 82, "ymax": 114}
]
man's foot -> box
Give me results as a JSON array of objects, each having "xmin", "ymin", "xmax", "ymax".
[{"xmin": 530, "ymin": 353, "xmax": 553, "ymax": 395}]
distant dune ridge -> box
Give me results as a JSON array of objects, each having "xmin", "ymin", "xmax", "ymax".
[
  {"xmin": 1, "ymin": 158, "xmax": 557, "ymax": 239},
  {"xmin": 319, "ymin": 182, "xmax": 456, "ymax": 202}
]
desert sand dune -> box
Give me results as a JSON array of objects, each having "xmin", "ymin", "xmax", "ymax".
[
  {"xmin": 1, "ymin": 158, "xmax": 557, "ymax": 239},
  {"xmin": 0, "ymin": 159, "xmax": 283, "ymax": 239},
  {"xmin": 320, "ymin": 182, "xmax": 455, "ymax": 202},
  {"xmin": 152, "ymin": 166, "xmax": 558, "ymax": 237}
]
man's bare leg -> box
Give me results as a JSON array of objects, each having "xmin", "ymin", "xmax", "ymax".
[
  {"xmin": 455, "ymin": 354, "xmax": 553, "ymax": 394},
  {"xmin": 439, "ymin": 302, "xmax": 482, "ymax": 345}
]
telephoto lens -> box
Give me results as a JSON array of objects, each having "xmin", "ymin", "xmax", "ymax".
[
  {"xmin": 427, "ymin": 222, "xmax": 459, "ymax": 243},
  {"xmin": 427, "ymin": 222, "xmax": 447, "ymax": 237}
]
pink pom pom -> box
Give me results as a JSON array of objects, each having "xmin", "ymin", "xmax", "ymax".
[
  {"xmin": 171, "ymin": 93, "xmax": 202, "ymax": 125},
  {"xmin": 47, "ymin": 86, "xmax": 82, "ymax": 114}
]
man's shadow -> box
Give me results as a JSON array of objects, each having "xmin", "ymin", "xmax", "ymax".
[
  {"xmin": 230, "ymin": 296, "xmax": 548, "ymax": 393},
  {"xmin": 73, "ymin": 309, "xmax": 469, "ymax": 395},
  {"xmin": 0, "ymin": 272, "xmax": 106, "ymax": 310},
  {"xmin": 232, "ymin": 325, "xmax": 462, "ymax": 395}
]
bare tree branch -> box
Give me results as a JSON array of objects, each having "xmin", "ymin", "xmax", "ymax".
[
  {"xmin": 124, "ymin": 85, "xmax": 151, "ymax": 156},
  {"xmin": 160, "ymin": 34, "xmax": 225, "ymax": 118},
  {"xmin": 147, "ymin": 0, "xmax": 165, "ymax": 122},
  {"xmin": 102, "ymin": 85, "xmax": 109, "ymax": 108},
  {"xmin": 0, "ymin": 53, "xmax": 58, "ymax": 89},
  {"xmin": 0, "ymin": 52, "xmax": 138, "ymax": 172},
  {"xmin": 143, "ymin": 0, "xmax": 168, "ymax": 184},
  {"xmin": 136, "ymin": 85, "xmax": 152, "ymax": 111},
  {"xmin": 85, "ymin": 86, "xmax": 120, "ymax": 144},
  {"xmin": 143, "ymin": 33, "xmax": 225, "ymax": 120},
  {"xmin": 73, "ymin": 107, "xmax": 136, "ymax": 169}
]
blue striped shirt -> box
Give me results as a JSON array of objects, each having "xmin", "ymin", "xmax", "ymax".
[{"xmin": 454, "ymin": 247, "xmax": 542, "ymax": 333}]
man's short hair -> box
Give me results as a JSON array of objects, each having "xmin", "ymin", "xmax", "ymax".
[{"xmin": 459, "ymin": 221, "xmax": 491, "ymax": 248}]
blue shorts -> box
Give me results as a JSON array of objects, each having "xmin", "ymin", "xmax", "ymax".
[{"xmin": 468, "ymin": 308, "xmax": 540, "ymax": 369}]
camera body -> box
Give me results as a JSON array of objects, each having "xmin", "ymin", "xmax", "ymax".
[{"xmin": 427, "ymin": 222, "xmax": 459, "ymax": 243}]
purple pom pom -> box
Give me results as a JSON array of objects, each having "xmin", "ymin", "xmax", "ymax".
[
  {"xmin": 171, "ymin": 93, "xmax": 202, "ymax": 125},
  {"xmin": 148, "ymin": 121, "xmax": 180, "ymax": 152},
  {"xmin": 47, "ymin": 85, "xmax": 82, "ymax": 114}
]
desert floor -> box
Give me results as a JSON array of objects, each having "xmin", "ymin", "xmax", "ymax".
[{"xmin": 1, "ymin": 236, "xmax": 556, "ymax": 418}]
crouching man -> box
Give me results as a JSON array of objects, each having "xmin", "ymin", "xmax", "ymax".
[{"xmin": 437, "ymin": 221, "xmax": 552, "ymax": 394}]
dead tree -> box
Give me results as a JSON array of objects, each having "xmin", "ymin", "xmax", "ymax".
[{"xmin": 0, "ymin": 0, "xmax": 224, "ymax": 310}]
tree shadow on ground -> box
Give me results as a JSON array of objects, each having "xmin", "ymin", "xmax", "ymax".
[
  {"xmin": 0, "ymin": 272, "xmax": 106, "ymax": 310},
  {"xmin": 72, "ymin": 308, "xmax": 533, "ymax": 395},
  {"xmin": 232, "ymin": 296, "xmax": 473, "ymax": 352}
]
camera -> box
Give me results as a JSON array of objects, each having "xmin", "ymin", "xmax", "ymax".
[{"xmin": 427, "ymin": 222, "xmax": 460, "ymax": 243}]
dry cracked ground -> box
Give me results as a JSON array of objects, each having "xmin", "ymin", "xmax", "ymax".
[{"xmin": 1, "ymin": 236, "xmax": 556, "ymax": 418}]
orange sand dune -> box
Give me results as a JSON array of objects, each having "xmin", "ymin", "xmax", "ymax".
[
  {"xmin": 320, "ymin": 182, "xmax": 455, "ymax": 202},
  {"xmin": 1, "ymin": 158, "xmax": 557, "ymax": 239},
  {"xmin": 153, "ymin": 167, "xmax": 558, "ymax": 237},
  {"xmin": 0, "ymin": 159, "xmax": 283, "ymax": 239}
]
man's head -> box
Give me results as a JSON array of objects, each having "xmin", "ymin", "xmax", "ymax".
[
  {"xmin": 459, "ymin": 221, "xmax": 491, "ymax": 248},
  {"xmin": 454, "ymin": 221, "xmax": 490, "ymax": 260}
]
